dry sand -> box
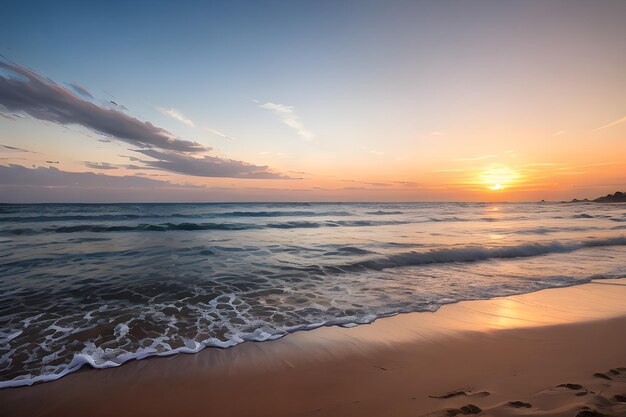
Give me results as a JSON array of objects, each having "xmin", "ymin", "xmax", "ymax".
[{"xmin": 2, "ymin": 278, "xmax": 626, "ymax": 417}]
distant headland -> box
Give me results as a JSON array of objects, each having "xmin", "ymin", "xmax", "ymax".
[{"xmin": 565, "ymin": 191, "xmax": 626, "ymax": 203}]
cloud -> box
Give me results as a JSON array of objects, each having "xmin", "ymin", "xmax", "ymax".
[
  {"xmin": 68, "ymin": 82, "xmax": 93, "ymax": 99},
  {"xmin": 1, "ymin": 143, "xmax": 29, "ymax": 152},
  {"xmin": 158, "ymin": 107, "xmax": 195, "ymax": 127},
  {"xmin": 0, "ymin": 59, "xmax": 293, "ymax": 181},
  {"xmin": 553, "ymin": 130, "xmax": 565, "ymax": 136},
  {"xmin": 393, "ymin": 181, "xmax": 421, "ymax": 187},
  {"xmin": 0, "ymin": 164, "xmax": 197, "ymax": 189},
  {"xmin": 0, "ymin": 164, "xmax": 211, "ymax": 202},
  {"xmin": 205, "ymin": 127, "xmax": 236, "ymax": 140},
  {"xmin": 108, "ymin": 100, "xmax": 128, "ymax": 111},
  {"xmin": 341, "ymin": 179, "xmax": 390, "ymax": 187},
  {"xmin": 131, "ymin": 149, "xmax": 293, "ymax": 179},
  {"xmin": 84, "ymin": 161, "xmax": 117, "ymax": 170},
  {"xmin": 0, "ymin": 59, "xmax": 203, "ymax": 152},
  {"xmin": 593, "ymin": 115, "xmax": 626, "ymax": 132},
  {"xmin": 260, "ymin": 102, "xmax": 314, "ymax": 141}
]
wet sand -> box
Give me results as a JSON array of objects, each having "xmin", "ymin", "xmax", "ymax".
[{"xmin": 2, "ymin": 278, "xmax": 626, "ymax": 417}]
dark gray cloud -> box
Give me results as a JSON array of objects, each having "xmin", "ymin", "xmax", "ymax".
[
  {"xmin": 0, "ymin": 60, "xmax": 204, "ymax": 152},
  {"xmin": 68, "ymin": 82, "xmax": 93, "ymax": 99},
  {"xmin": 133, "ymin": 149, "xmax": 292, "ymax": 179}
]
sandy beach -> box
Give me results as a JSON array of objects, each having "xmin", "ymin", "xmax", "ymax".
[{"xmin": 1, "ymin": 278, "xmax": 625, "ymax": 417}]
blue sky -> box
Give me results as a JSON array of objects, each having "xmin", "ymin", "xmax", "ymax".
[{"xmin": 1, "ymin": 1, "xmax": 625, "ymax": 202}]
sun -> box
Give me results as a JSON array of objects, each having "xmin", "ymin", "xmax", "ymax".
[{"xmin": 479, "ymin": 165, "xmax": 520, "ymax": 191}]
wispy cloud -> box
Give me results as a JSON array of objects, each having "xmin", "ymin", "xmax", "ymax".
[
  {"xmin": 593, "ymin": 115, "xmax": 626, "ymax": 132},
  {"xmin": 341, "ymin": 179, "xmax": 390, "ymax": 187},
  {"xmin": 158, "ymin": 107, "xmax": 195, "ymax": 127},
  {"xmin": 205, "ymin": 127, "xmax": 236, "ymax": 140},
  {"xmin": 553, "ymin": 130, "xmax": 565, "ymax": 136},
  {"xmin": 260, "ymin": 102, "xmax": 314, "ymax": 141},
  {"xmin": 394, "ymin": 181, "xmax": 421, "ymax": 187},
  {"xmin": 1, "ymin": 144, "xmax": 29, "ymax": 152}
]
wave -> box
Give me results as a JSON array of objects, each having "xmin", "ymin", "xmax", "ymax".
[
  {"xmin": 344, "ymin": 236, "xmax": 626, "ymax": 271},
  {"xmin": 218, "ymin": 210, "xmax": 353, "ymax": 217},
  {"xmin": 0, "ymin": 210, "xmax": 355, "ymax": 223},
  {"xmin": 2, "ymin": 220, "xmax": 409, "ymax": 235}
]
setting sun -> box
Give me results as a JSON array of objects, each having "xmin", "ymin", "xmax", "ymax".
[{"xmin": 480, "ymin": 165, "xmax": 521, "ymax": 191}]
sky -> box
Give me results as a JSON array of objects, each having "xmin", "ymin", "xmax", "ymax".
[{"xmin": 0, "ymin": 0, "xmax": 625, "ymax": 202}]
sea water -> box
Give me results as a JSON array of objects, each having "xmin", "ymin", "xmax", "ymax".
[{"xmin": 1, "ymin": 202, "xmax": 625, "ymax": 387}]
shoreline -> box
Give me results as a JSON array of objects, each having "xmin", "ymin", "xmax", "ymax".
[
  {"xmin": 2, "ymin": 279, "xmax": 626, "ymax": 416},
  {"xmin": 3, "ymin": 274, "xmax": 622, "ymax": 391}
]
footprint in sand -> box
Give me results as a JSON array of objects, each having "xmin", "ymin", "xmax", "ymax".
[
  {"xmin": 552, "ymin": 382, "xmax": 591, "ymax": 397},
  {"xmin": 507, "ymin": 401, "xmax": 532, "ymax": 408},
  {"xmin": 444, "ymin": 404, "xmax": 482, "ymax": 416},
  {"xmin": 557, "ymin": 383, "xmax": 584, "ymax": 390},
  {"xmin": 429, "ymin": 390, "xmax": 490, "ymax": 400},
  {"xmin": 593, "ymin": 367, "xmax": 626, "ymax": 381},
  {"xmin": 576, "ymin": 408, "xmax": 605, "ymax": 417}
]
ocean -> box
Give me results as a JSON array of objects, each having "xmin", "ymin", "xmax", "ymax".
[{"xmin": 1, "ymin": 202, "xmax": 625, "ymax": 387}]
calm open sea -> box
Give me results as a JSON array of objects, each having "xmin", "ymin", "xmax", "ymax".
[{"xmin": 1, "ymin": 202, "xmax": 625, "ymax": 387}]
